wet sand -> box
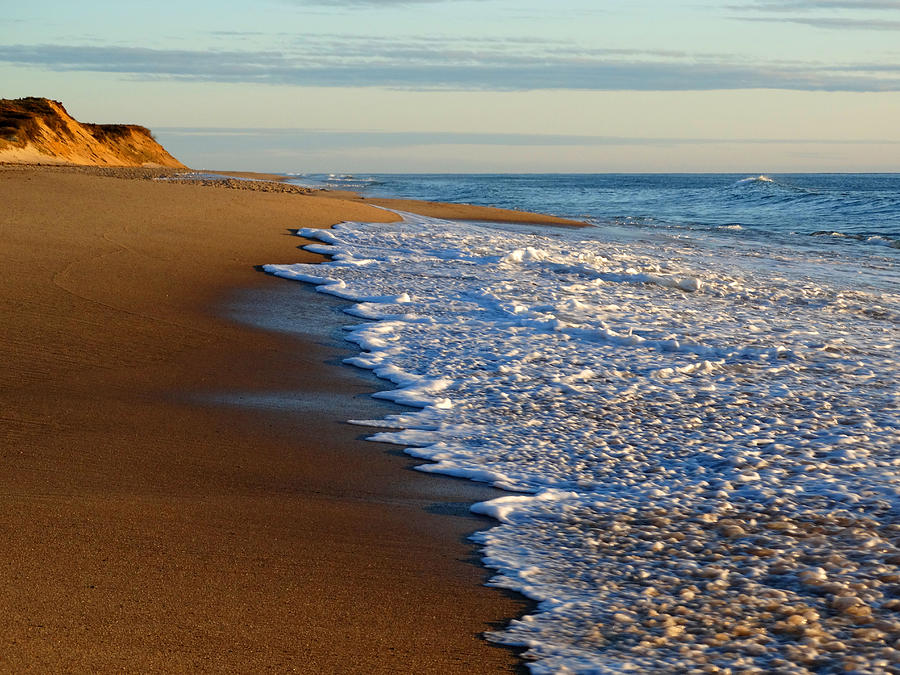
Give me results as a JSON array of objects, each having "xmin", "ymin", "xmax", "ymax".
[{"xmin": 0, "ymin": 166, "xmax": 576, "ymax": 672}]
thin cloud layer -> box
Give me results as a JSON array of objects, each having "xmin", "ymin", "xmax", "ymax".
[
  {"xmin": 2, "ymin": 41, "xmax": 900, "ymax": 91},
  {"xmin": 734, "ymin": 0, "xmax": 900, "ymax": 30},
  {"xmin": 746, "ymin": 0, "xmax": 900, "ymax": 8},
  {"xmin": 159, "ymin": 127, "xmax": 900, "ymax": 149},
  {"xmin": 740, "ymin": 15, "xmax": 900, "ymax": 28},
  {"xmin": 281, "ymin": 0, "xmax": 484, "ymax": 4}
]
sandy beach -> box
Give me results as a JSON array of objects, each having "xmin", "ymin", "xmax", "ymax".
[{"xmin": 0, "ymin": 165, "xmax": 578, "ymax": 672}]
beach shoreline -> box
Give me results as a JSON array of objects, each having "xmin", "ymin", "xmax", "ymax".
[{"xmin": 0, "ymin": 165, "xmax": 577, "ymax": 672}]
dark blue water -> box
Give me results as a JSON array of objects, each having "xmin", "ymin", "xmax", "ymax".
[
  {"xmin": 290, "ymin": 173, "xmax": 898, "ymax": 245},
  {"xmin": 286, "ymin": 173, "xmax": 899, "ymax": 292}
]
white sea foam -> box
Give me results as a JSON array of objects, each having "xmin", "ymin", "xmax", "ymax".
[
  {"xmin": 265, "ymin": 212, "xmax": 900, "ymax": 673},
  {"xmin": 737, "ymin": 174, "xmax": 775, "ymax": 184}
]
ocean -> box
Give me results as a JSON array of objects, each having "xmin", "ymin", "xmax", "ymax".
[{"xmin": 269, "ymin": 174, "xmax": 899, "ymax": 673}]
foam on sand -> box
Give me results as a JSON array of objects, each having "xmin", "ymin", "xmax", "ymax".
[{"xmin": 266, "ymin": 211, "xmax": 899, "ymax": 673}]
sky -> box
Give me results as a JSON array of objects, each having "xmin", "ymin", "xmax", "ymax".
[{"xmin": 3, "ymin": 0, "xmax": 900, "ymax": 172}]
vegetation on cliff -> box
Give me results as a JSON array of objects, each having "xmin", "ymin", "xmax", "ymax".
[{"xmin": 0, "ymin": 98, "xmax": 185, "ymax": 167}]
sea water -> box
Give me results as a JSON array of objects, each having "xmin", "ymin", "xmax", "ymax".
[{"xmin": 268, "ymin": 174, "xmax": 899, "ymax": 673}]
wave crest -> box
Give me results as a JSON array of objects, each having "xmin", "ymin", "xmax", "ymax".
[{"xmin": 735, "ymin": 174, "xmax": 775, "ymax": 185}]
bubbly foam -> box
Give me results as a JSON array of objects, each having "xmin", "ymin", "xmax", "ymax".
[{"xmin": 266, "ymin": 212, "xmax": 899, "ymax": 673}]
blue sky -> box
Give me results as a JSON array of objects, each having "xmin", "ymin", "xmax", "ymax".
[{"xmin": 3, "ymin": 0, "xmax": 900, "ymax": 171}]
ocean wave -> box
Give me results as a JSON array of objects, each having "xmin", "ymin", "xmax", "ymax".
[
  {"xmin": 735, "ymin": 174, "xmax": 774, "ymax": 184},
  {"xmin": 285, "ymin": 173, "xmax": 384, "ymax": 190},
  {"xmin": 326, "ymin": 173, "xmax": 380, "ymax": 184},
  {"xmin": 729, "ymin": 174, "xmax": 820, "ymax": 203},
  {"xmin": 810, "ymin": 230, "xmax": 900, "ymax": 249},
  {"xmin": 265, "ymin": 211, "xmax": 900, "ymax": 673},
  {"xmin": 349, "ymin": 175, "xmax": 899, "ymax": 263}
]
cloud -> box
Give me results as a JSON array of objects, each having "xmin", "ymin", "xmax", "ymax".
[
  {"xmin": 278, "ymin": 0, "xmax": 485, "ymax": 4},
  {"xmin": 733, "ymin": 0, "xmax": 900, "ymax": 29},
  {"xmin": 2, "ymin": 41, "xmax": 900, "ymax": 92},
  {"xmin": 158, "ymin": 127, "xmax": 900, "ymax": 149},
  {"xmin": 738, "ymin": 0, "xmax": 900, "ymax": 9},
  {"xmin": 740, "ymin": 15, "xmax": 900, "ymax": 28}
]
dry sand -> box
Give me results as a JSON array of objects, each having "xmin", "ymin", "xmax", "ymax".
[{"xmin": 0, "ymin": 166, "xmax": 578, "ymax": 673}]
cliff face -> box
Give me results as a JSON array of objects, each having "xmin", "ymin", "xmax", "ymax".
[{"xmin": 0, "ymin": 98, "xmax": 186, "ymax": 168}]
